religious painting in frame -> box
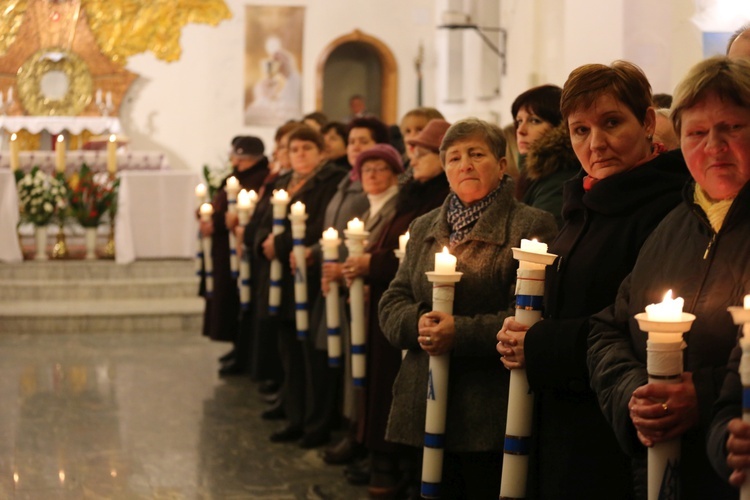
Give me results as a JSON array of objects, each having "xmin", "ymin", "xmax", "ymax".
[{"xmin": 244, "ymin": 5, "xmax": 305, "ymax": 126}]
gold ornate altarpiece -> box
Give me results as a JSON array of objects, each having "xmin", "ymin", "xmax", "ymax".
[{"xmin": 0, "ymin": 0, "xmax": 231, "ymax": 151}]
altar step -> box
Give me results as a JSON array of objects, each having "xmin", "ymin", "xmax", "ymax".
[{"xmin": 0, "ymin": 259, "xmax": 204, "ymax": 334}]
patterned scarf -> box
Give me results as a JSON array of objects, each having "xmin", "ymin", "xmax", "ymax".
[
  {"xmin": 694, "ymin": 184, "xmax": 734, "ymax": 233},
  {"xmin": 446, "ymin": 183, "xmax": 503, "ymax": 249}
]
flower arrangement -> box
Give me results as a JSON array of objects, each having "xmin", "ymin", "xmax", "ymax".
[
  {"xmin": 16, "ymin": 167, "xmax": 68, "ymax": 227},
  {"xmin": 67, "ymin": 164, "xmax": 119, "ymax": 227},
  {"xmin": 203, "ymin": 163, "xmax": 232, "ymax": 200}
]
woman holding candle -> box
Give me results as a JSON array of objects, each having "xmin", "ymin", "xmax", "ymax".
[
  {"xmin": 496, "ymin": 61, "xmax": 689, "ymax": 499},
  {"xmin": 200, "ymin": 137, "xmax": 269, "ymax": 364},
  {"xmin": 588, "ymin": 56, "xmax": 750, "ymax": 499},
  {"xmin": 379, "ymin": 118, "xmax": 557, "ymax": 498},
  {"xmin": 341, "ymin": 120, "xmax": 452, "ymax": 495},
  {"xmin": 257, "ymin": 125, "xmax": 347, "ymax": 446}
]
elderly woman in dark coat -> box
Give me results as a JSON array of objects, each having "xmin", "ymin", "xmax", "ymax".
[
  {"xmin": 588, "ymin": 56, "xmax": 750, "ymax": 499},
  {"xmin": 379, "ymin": 118, "xmax": 557, "ymax": 499},
  {"xmin": 497, "ymin": 60, "xmax": 689, "ymax": 499}
]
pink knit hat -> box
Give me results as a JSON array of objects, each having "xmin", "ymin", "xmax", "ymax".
[
  {"xmin": 407, "ymin": 119, "xmax": 451, "ymax": 153},
  {"xmin": 354, "ymin": 144, "xmax": 405, "ymax": 179}
]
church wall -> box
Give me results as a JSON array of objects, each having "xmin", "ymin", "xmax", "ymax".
[{"xmin": 117, "ymin": 0, "xmax": 707, "ymax": 173}]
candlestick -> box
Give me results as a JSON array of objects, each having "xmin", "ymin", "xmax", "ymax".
[
  {"xmin": 107, "ymin": 135, "xmax": 117, "ymax": 175},
  {"xmin": 499, "ymin": 244, "xmax": 557, "ymax": 499},
  {"xmin": 9, "ymin": 133, "xmax": 19, "ymax": 172},
  {"xmin": 268, "ymin": 190, "xmax": 290, "ymax": 314},
  {"xmin": 420, "ymin": 256, "xmax": 463, "ymax": 499},
  {"xmin": 728, "ymin": 297, "xmax": 750, "ymax": 500},
  {"xmin": 321, "ymin": 228, "xmax": 342, "ymax": 367},
  {"xmin": 199, "ymin": 203, "xmax": 215, "ymax": 297},
  {"xmin": 55, "ymin": 135, "xmax": 66, "ymax": 174},
  {"xmin": 226, "ymin": 176, "xmax": 241, "ymax": 280},
  {"xmin": 344, "ymin": 224, "xmax": 371, "ymax": 387},
  {"xmin": 237, "ymin": 190, "xmax": 258, "ymax": 311},
  {"xmin": 635, "ymin": 296, "xmax": 695, "ymax": 500},
  {"xmin": 289, "ymin": 203, "xmax": 309, "ymax": 339}
]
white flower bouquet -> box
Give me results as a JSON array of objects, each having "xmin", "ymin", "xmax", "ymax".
[{"xmin": 17, "ymin": 167, "xmax": 68, "ymax": 227}]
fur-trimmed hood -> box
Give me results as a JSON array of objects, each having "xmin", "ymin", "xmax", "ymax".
[{"xmin": 525, "ymin": 123, "xmax": 581, "ymax": 181}]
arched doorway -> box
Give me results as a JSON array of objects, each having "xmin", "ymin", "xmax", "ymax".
[{"xmin": 316, "ymin": 30, "xmax": 398, "ymax": 124}]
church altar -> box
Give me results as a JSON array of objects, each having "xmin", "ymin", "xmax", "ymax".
[
  {"xmin": 0, "ymin": 166, "xmax": 200, "ymax": 264},
  {"xmin": 0, "ymin": 150, "xmax": 169, "ymax": 173},
  {"xmin": 0, "ymin": 116, "xmax": 121, "ymax": 136}
]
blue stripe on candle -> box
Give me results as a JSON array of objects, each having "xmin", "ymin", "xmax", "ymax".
[
  {"xmin": 228, "ymin": 199, "xmax": 236, "ymax": 204},
  {"xmin": 504, "ymin": 435, "xmax": 531, "ymax": 455},
  {"xmin": 269, "ymin": 306, "xmax": 279, "ymax": 314},
  {"xmin": 516, "ymin": 295, "xmax": 543, "ymax": 310},
  {"xmin": 328, "ymin": 356, "xmax": 341, "ymax": 367},
  {"xmin": 205, "ymin": 272, "xmax": 213, "ymax": 278},
  {"xmin": 295, "ymin": 303, "xmax": 307, "ymax": 311},
  {"xmin": 324, "ymin": 259, "xmax": 338, "ymax": 263},
  {"xmin": 293, "ymin": 238, "xmax": 304, "ymax": 246},
  {"xmin": 196, "ymin": 252, "xmax": 203, "ymax": 258},
  {"xmin": 424, "ymin": 432, "xmax": 444, "ymax": 449},
  {"xmin": 351, "ymin": 345, "xmax": 366, "ymax": 354},
  {"xmin": 270, "ymin": 280, "xmax": 282, "ymax": 287},
  {"xmin": 231, "ymin": 271, "xmax": 239, "ymax": 279},
  {"xmin": 327, "ymin": 327, "xmax": 340, "ymax": 336},
  {"xmin": 195, "ymin": 270, "xmax": 202, "ymax": 276},
  {"xmin": 353, "ymin": 377, "xmax": 365, "ymax": 387},
  {"xmin": 205, "ymin": 292, "xmax": 213, "ymax": 299},
  {"xmin": 230, "ymin": 248, "xmax": 237, "ymax": 255},
  {"xmin": 421, "ymin": 481, "xmax": 441, "ymax": 498},
  {"xmin": 240, "ymin": 302, "xmax": 250, "ymax": 311},
  {"xmin": 273, "ymin": 218, "xmax": 285, "ymax": 225},
  {"xmin": 241, "ymin": 279, "xmax": 250, "ymax": 286},
  {"xmin": 296, "ymin": 330, "xmax": 307, "ymax": 340},
  {"xmin": 744, "ymin": 387, "xmax": 750, "ymax": 410}
]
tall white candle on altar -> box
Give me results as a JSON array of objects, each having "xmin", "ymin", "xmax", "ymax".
[
  {"xmin": 95, "ymin": 88, "xmax": 102, "ymax": 105},
  {"xmin": 268, "ymin": 189, "xmax": 290, "ymax": 314},
  {"xmin": 7, "ymin": 87, "xmax": 12, "ymax": 103},
  {"xmin": 344, "ymin": 218, "xmax": 370, "ymax": 386},
  {"xmin": 55, "ymin": 135, "xmax": 66, "ymax": 174},
  {"xmin": 289, "ymin": 201, "xmax": 309, "ymax": 339},
  {"xmin": 107, "ymin": 135, "xmax": 117, "ymax": 175},
  {"xmin": 105, "ymin": 91, "xmax": 113, "ymax": 108},
  {"xmin": 729, "ymin": 295, "xmax": 750, "ymax": 500},
  {"xmin": 199, "ymin": 203, "xmax": 215, "ymax": 296},
  {"xmin": 500, "ymin": 240, "xmax": 557, "ymax": 500},
  {"xmin": 421, "ymin": 246, "xmax": 463, "ymax": 499},
  {"xmin": 195, "ymin": 183, "xmax": 207, "ymax": 205},
  {"xmin": 635, "ymin": 290, "xmax": 695, "ymax": 500},
  {"xmin": 322, "ymin": 227, "xmax": 342, "ymax": 366},
  {"xmin": 9, "ymin": 133, "xmax": 19, "ymax": 172}
]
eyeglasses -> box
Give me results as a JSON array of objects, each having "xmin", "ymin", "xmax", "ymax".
[{"xmin": 361, "ymin": 165, "xmax": 392, "ymax": 175}]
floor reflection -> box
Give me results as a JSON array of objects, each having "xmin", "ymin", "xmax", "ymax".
[{"xmin": 0, "ymin": 333, "xmax": 365, "ymax": 499}]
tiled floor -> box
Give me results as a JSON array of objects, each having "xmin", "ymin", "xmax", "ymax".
[{"xmin": 0, "ymin": 332, "xmax": 367, "ymax": 499}]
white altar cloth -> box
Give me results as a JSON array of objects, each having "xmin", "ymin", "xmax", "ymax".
[
  {"xmin": 115, "ymin": 170, "xmax": 200, "ymax": 264},
  {"xmin": 0, "ymin": 116, "xmax": 121, "ymax": 135},
  {"xmin": 0, "ymin": 169, "xmax": 22, "ymax": 263},
  {"xmin": 0, "ymin": 151, "xmax": 169, "ymax": 173}
]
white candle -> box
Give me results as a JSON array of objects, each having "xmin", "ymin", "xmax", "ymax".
[
  {"xmin": 106, "ymin": 91, "xmax": 113, "ymax": 107},
  {"xmin": 273, "ymin": 189, "xmax": 289, "ymax": 202},
  {"xmin": 226, "ymin": 176, "xmax": 240, "ymax": 194},
  {"xmin": 399, "ymin": 232, "xmax": 410, "ymax": 254},
  {"xmin": 645, "ymin": 290, "xmax": 684, "ymax": 322},
  {"xmin": 9, "ymin": 133, "xmax": 19, "ymax": 172},
  {"xmin": 199, "ymin": 203, "xmax": 214, "ymax": 218},
  {"xmin": 291, "ymin": 201, "xmax": 306, "ymax": 216},
  {"xmin": 248, "ymin": 190, "xmax": 258, "ymax": 203},
  {"xmin": 7, "ymin": 87, "xmax": 12, "ymax": 102},
  {"xmin": 323, "ymin": 227, "xmax": 339, "ymax": 241},
  {"xmin": 107, "ymin": 135, "xmax": 117, "ymax": 175},
  {"xmin": 520, "ymin": 238, "xmax": 548, "ymax": 254},
  {"xmin": 237, "ymin": 189, "xmax": 252, "ymax": 210},
  {"xmin": 744, "ymin": 294, "xmax": 750, "ymax": 310},
  {"xmin": 434, "ymin": 246, "xmax": 457, "ymax": 274},
  {"xmin": 95, "ymin": 88, "xmax": 102, "ymax": 105},
  {"xmin": 195, "ymin": 183, "xmax": 207, "ymax": 200},
  {"xmin": 347, "ymin": 217, "xmax": 365, "ymax": 234},
  {"xmin": 55, "ymin": 135, "xmax": 66, "ymax": 174}
]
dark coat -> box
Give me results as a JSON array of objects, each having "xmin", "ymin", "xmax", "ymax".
[
  {"xmin": 379, "ymin": 178, "xmax": 558, "ymax": 451},
  {"xmin": 202, "ymin": 157, "xmax": 270, "ymax": 341},
  {"xmin": 523, "ymin": 150, "xmax": 688, "ymax": 499},
  {"xmin": 253, "ymin": 163, "xmax": 347, "ymax": 323},
  {"xmin": 588, "ymin": 181, "xmax": 750, "ymax": 500},
  {"xmin": 517, "ymin": 124, "xmax": 581, "ymax": 228},
  {"xmin": 361, "ymin": 174, "xmax": 450, "ymax": 452}
]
